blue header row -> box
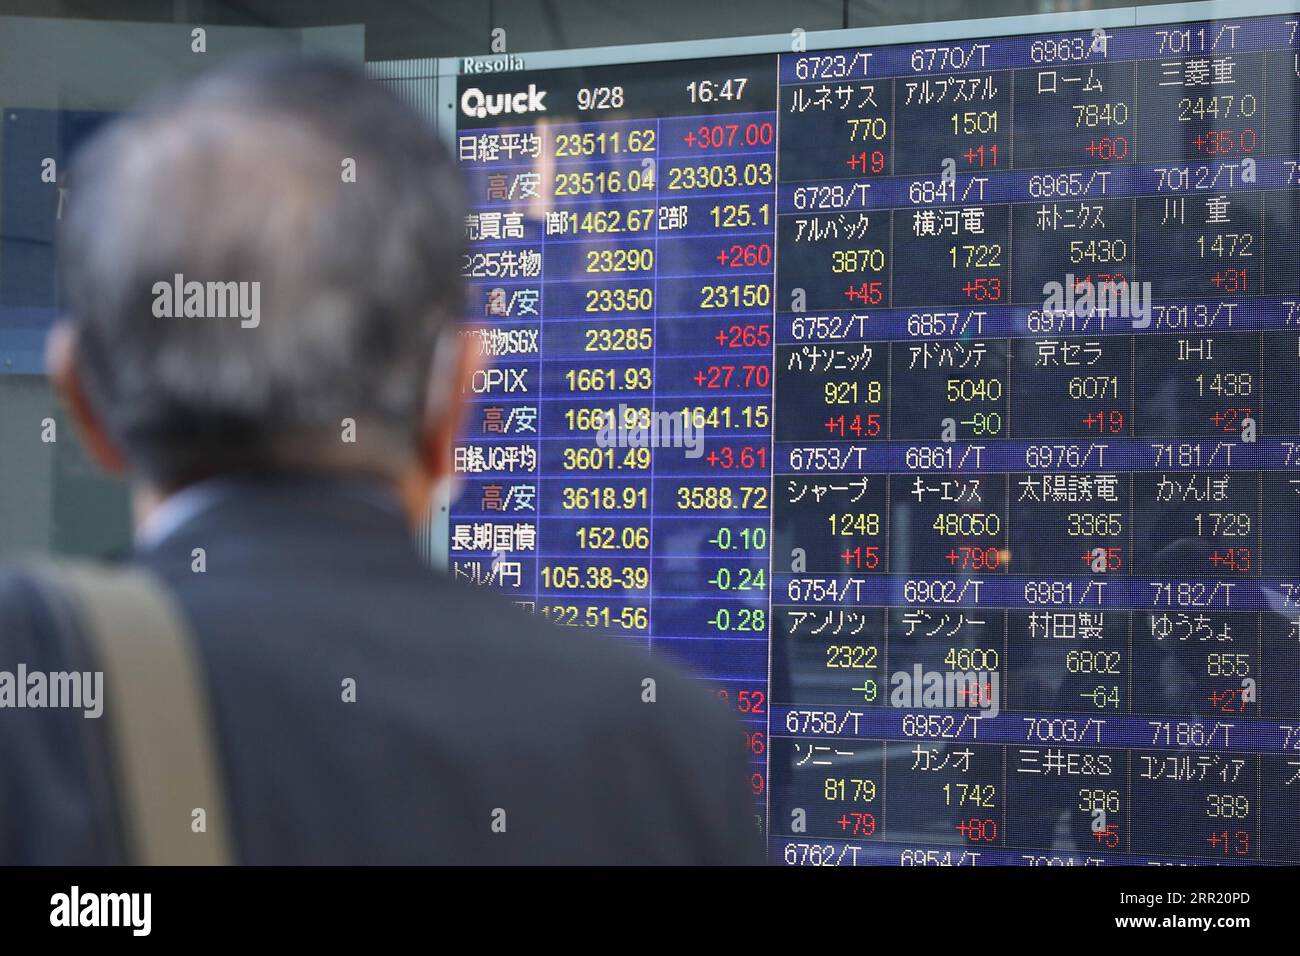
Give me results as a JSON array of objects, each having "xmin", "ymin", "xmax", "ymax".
[{"xmin": 779, "ymin": 13, "xmax": 1300, "ymax": 84}]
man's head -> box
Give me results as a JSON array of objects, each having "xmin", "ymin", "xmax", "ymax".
[{"xmin": 51, "ymin": 55, "xmax": 476, "ymax": 516}]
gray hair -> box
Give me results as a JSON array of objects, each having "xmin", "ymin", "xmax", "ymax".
[{"xmin": 58, "ymin": 55, "xmax": 466, "ymax": 486}]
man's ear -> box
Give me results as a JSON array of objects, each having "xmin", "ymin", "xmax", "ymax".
[
  {"xmin": 419, "ymin": 328, "xmax": 485, "ymax": 482},
  {"xmin": 46, "ymin": 321, "xmax": 128, "ymax": 475}
]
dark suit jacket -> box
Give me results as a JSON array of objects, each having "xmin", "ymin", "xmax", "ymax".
[{"xmin": 0, "ymin": 475, "xmax": 764, "ymax": 864}]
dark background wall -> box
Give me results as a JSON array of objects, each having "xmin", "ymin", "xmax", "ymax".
[{"xmin": 1, "ymin": 1, "xmax": 1151, "ymax": 60}]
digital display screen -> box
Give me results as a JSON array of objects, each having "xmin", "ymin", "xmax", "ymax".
[{"xmin": 448, "ymin": 5, "xmax": 1300, "ymax": 864}]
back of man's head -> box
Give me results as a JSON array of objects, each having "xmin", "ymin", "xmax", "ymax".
[{"xmin": 58, "ymin": 55, "xmax": 466, "ymax": 488}]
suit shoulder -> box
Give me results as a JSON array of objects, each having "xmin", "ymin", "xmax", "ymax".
[
  {"xmin": 422, "ymin": 569, "xmax": 739, "ymax": 734},
  {"xmin": 0, "ymin": 567, "xmax": 57, "ymax": 659}
]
